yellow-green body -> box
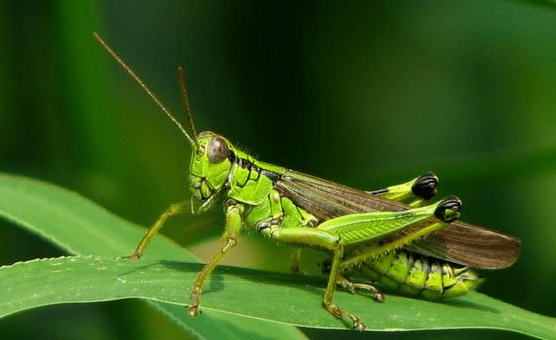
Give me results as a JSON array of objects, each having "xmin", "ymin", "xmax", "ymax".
[{"xmin": 187, "ymin": 132, "xmax": 480, "ymax": 300}]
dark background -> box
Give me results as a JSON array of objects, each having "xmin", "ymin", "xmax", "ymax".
[{"xmin": 0, "ymin": 1, "xmax": 555, "ymax": 339}]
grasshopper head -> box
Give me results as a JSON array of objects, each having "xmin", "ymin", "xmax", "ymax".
[
  {"xmin": 189, "ymin": 131, "xmax": 235, "ymax": 211},
  {"xmin": 92, "ymin": 36, "xmax": 232, "ymax": 212}
]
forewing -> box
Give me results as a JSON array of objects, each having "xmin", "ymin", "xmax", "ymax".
[
  {"xmin": 274, "ymin": 170, "xmax": 406, "ymax": 221},
  {"xmin": 275, "ymin": 170, "xmax": 520, "ymax": 268}
]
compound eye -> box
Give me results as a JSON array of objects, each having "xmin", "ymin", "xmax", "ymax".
[{"xmin": 207, "ymin": 137, "xmax": 230, "ymax": 163}]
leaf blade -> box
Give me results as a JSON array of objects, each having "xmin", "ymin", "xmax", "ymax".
[{"xmin": 0, "ymin": 255, "xmax": 555, "ymax": 339}]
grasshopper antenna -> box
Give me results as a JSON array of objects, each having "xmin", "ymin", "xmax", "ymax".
[
  {"xmin": 177, "ymin": 66, "xmax": 198, "ymax": 145},
  {"xmin": 93, "ymin": 32, "xmax": 196, "ymax": 146}
]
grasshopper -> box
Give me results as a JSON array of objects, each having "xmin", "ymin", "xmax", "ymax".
[{"xmin": 94, "ymin": 33, "xmax": 520, "ymax": 331}]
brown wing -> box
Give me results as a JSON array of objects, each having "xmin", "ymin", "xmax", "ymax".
[
  {"xmin": 274, "ymin": 169, "xmax": 520, "ymax": 269},
  {"xmin": 274, "ymin": 170, "xmax": 407, "ymax": 221},
  {"xmin": 406, "ymin": 221, "xmax": 520, "ymax": 269}
]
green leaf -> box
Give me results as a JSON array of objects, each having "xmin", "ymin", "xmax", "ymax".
[
  {"xmin": 0, "ymin": 174, "xmax": 555, "ymax": 339},
  {"xmin": 0, "ymin": 174, "xmax": 307, "ymax": 340},
  {"xmin": 1, "ymin": 256, "xmax": 556, "ymax": 339}
]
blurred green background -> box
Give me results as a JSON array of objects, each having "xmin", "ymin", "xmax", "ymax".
[{"xmin": 1, "ymin": 1, "xmax": 555, "ymax": 339}]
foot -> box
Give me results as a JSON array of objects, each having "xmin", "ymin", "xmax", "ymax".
[
  {"xmin": 123, "ymin": 252, "xmax": 141, "ymax": 260},
  {"xmin": 349, "ymin": 314, "xmax": 366, "ymax": 331},
  {"xmin": 337, "ymin": 275, "xmax": 385, "ymax": 302},
  {"xmin": 188, "ymin": 304, "xmax": 200, "ymax": 317},
  {"xmin": 324, "ymin": 301, "xmax": 366, "ymax": 330},
  {"xmin": 189, "ymin": 287, "xmax": 202, "ymax": 317}
]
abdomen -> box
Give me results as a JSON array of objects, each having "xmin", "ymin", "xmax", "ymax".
[{"xmin": 348, "ymin": 250, "xmax": 482, "ymax": 299}]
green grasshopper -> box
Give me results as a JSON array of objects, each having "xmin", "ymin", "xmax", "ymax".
[{"xmin": 94, "ymin": 33, "xmax": 520, "ymax": 331}]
